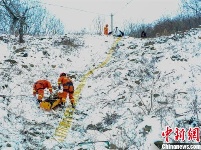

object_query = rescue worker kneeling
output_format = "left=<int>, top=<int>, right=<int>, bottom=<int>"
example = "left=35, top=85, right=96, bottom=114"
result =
left=33, top=80, right=53, bottom=103
left=58, top=73, right=75, bottom=108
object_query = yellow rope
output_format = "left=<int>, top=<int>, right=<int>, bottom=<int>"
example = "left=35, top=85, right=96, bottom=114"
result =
left=53, top=37, right=121, bottom=142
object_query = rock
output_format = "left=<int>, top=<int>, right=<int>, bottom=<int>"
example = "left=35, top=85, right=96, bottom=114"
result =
left=144, top=41, right=155, bottom=46
left=110, top=143, right=123, bottom=150
left=150, top=46, right=156, bottom=50
left=138, top=102, right=143, bottom=106
left=144, top=125, right=152, bottom=132
left=153, top=71, right=160, bottom=74
left=15, top=47, right=26, bottom=53
left=129, top=59, right=138, bottom=63
left=178, top=92, right=187, bottom=94
left=51, top=65, right=56, bottom=68
left=30, top=64, right=34, bottom=67
left=3, top=39, right=9, bottom=43
left=39, top=37, right=46, bottom=40
left=153, top=94, right=160, bottom=98
left=22, top=53, right=28, bottom=57
left=128, top=45, right=138, bottom=49
left=4, top=59, right=17, bottom=65
left=6, top=143, right=11, bottom=147
left=86, top=123, right=110, bottom=132
left=42, top=51, right=50, bottom=56
left=22, top=65, right=28, bottom=68
left=135, top=80, right=141, bottom=85
left=157, top=101, right=168, bottom=104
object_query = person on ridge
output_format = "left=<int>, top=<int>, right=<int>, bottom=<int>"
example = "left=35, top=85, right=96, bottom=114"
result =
left=104, top=24, right=109, bottom=35
left=141, top=31, right=147, bottom=38
left=58, top=72, right=75, bottom=108
left=113, top=27, right=124, bottom=37
left=33, top=80, right=53, bottom=103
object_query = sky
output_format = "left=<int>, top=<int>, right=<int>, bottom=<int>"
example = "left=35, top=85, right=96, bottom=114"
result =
left=40, top=0, right=182, bottom=32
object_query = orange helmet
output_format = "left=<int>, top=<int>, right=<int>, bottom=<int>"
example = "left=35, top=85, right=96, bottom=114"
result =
left=60, top=72, right=66, bottom=77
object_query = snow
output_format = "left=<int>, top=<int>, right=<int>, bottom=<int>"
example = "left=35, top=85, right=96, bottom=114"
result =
left=0, top=28, right=201, bottom=149
left=0, top=42, right=9, bottom=62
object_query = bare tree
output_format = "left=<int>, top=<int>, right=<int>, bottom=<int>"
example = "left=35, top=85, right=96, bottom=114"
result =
left=44, top=15, right=64, bottom=35
left=0, top=0, right=37, bottom=42
left=0, top=0, right=64, bottom=42
left=181, top=0, right=201, bottom=17
left=0, top=8, right=10, bottom=33
left=93, top=16, right=105, bottom=35
left=123, top=0, right=201, bottom=38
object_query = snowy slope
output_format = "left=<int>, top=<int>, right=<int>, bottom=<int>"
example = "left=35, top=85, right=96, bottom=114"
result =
left=0, top=28, right=201, bottom=150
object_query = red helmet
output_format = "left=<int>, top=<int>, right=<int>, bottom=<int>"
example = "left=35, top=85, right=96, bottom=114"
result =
left=60, top=72, right=66, bottom=77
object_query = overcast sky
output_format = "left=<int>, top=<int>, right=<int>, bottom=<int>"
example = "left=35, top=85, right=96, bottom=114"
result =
left=40, top=0, right=182, bottom=32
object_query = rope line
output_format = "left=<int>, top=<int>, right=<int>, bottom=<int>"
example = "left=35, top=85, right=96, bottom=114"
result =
left=113, top=0, right=134, bottom=15
left=38, top=1, right=108, bottom=16
left=53, top=37, right=122, bottom=142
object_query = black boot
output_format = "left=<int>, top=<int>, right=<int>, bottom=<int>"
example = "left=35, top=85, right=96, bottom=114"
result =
left=71, top=103, right=75, bottom=109
left=37, top=99, right=42, bottom=103
left=61, top=102, right=65, bottom=106
left=59, top=102, right=65, bottom=108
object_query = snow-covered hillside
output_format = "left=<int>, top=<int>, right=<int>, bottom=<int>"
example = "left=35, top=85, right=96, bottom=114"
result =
left=0, top=28, right=201, bottom=150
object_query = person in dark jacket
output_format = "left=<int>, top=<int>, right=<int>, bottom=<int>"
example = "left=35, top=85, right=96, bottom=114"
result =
left=113, top=27, right=124, bottom=37
left=141, top=31, right=147, bottom=38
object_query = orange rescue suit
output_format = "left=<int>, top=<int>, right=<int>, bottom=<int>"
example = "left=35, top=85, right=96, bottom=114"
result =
left=58, top=76, right=75, bottom=104
left=104, top=24, right=108, bottom=35
left=33, top=80, right=53, bottom=101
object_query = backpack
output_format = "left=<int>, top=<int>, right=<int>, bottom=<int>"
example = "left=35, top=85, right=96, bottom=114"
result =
left=63, top=81, right=74, bottom=93
left=68, top=82, right=74, bottom=93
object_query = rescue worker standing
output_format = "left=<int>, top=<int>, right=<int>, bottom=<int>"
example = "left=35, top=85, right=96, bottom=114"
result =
left=58, top=73, right=75, bottom=108
left=33, top=80, right=53, bottom=103
left=104, top=24, right=109, bottom=35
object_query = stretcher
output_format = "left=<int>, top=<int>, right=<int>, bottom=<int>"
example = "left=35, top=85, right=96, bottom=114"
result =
left=40, top=93, right=62, bottom=110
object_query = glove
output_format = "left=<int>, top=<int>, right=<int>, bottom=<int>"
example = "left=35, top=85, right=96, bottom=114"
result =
left=58, top=86, right=61, bottom=90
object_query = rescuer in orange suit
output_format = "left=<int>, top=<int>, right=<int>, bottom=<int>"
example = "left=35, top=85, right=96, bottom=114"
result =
left=104, top=24, right=108, bottom=35
left=58, top=73, right=75, bottom=108
left=33, top=80, right=53, bottom=103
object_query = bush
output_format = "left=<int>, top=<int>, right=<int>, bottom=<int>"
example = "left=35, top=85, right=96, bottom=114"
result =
left=125, top=15, right=201, bottom=38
